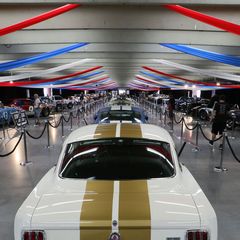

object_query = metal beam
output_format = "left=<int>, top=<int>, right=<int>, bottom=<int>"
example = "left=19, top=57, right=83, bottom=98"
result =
left=0, top=0, right=239, bottom=5
left=1, top=29, right=239, bottom=46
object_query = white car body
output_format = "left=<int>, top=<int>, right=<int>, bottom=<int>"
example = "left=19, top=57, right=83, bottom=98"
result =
left=15, top=123, right=217, bottom=240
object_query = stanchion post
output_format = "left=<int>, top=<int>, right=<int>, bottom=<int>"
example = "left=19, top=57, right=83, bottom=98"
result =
left=214, top=132, right=228, bottom=172
left=70, top=112, right=73, bottom=131
left=164, top=111, right=167, bottom=126
left=61, top=116, right=64, bottom=138
left=180, top=118, right=184, bottom=140
left=192, top=123, right=200, bottom=152
left=20, top=128, right=32, bottom=166
left=2, top=120, right=6, bottom=140
left=45, top=120, right=51, bottom=149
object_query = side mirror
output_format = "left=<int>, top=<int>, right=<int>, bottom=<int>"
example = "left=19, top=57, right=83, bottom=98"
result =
left=94, top=115, right=97, bottom=120
left=145, top=115, right=148, bottom=121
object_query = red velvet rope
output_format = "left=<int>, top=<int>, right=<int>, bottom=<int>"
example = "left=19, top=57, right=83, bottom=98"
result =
left=0, top=4, right=80, bottom=36
left=143, top=66, right=240, bottom=89
left=165, top=5, right=240, bottom=35
left=0, top=66, right=102, bottom=87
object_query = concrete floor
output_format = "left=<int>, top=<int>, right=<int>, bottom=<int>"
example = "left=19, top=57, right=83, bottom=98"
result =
left=0, top=104, right=240, bottom=240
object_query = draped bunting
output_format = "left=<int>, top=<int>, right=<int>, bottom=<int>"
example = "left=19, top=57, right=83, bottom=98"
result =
left=164, top=5, right=240, bottom=35
left=154, top=59, right=240, bottom=82
left=0, top=43, right=88, bottom=72
left=0, top=4, right=79, bottom=37
left=128, top=83, right=160, bottom=91
left=160, top=43, right=240, bottom=67
left=139, top=70, right=184, bottom=85
left=0, top=66, right=102, bottom=87
left=0, top=59, right=92, bottom=82
left=143, top=65, right=240, bottom=89
left=25, top=75, right=111, bottom=89
left=136, top=75, right=170, bottom=89
left=37, top=71, right=105, bottom=86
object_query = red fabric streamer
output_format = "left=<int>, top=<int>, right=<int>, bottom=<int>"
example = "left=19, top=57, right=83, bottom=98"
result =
left=0, top=66, right=102, bottom=87
left=0, top=4, right=80, bottom=37
left=164, top=5, right=240, bottom=35
left=143, top=66, right=240, bottom=89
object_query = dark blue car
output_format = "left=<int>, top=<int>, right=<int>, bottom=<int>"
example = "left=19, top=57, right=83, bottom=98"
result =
left=94, top=105, right=148, bottom=124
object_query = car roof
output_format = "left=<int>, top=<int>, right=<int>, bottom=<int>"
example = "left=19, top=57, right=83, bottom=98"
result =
left=65, top=123, right=175, bottom=147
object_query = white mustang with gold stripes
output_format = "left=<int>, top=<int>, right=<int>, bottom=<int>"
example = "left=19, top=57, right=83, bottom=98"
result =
left=15, top=123, right=217, bottom=240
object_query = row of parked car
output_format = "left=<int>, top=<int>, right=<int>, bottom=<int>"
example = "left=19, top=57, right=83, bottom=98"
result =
left=175, top=96, right=240, bottom=129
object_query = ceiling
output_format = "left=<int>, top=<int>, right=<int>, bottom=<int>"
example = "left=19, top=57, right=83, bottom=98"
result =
left=0, top=1, right=239, bottom=89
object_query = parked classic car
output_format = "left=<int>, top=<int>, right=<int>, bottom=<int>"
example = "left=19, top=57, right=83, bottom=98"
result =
left=15, top=123, right=217, bottom=240
left=49, top=95, right=74, bottom=112
left=7, top=98, right=51, bottom=117
left=94, top=105, right=148, bottom=123
left=0, top=105, right=18, bottom=125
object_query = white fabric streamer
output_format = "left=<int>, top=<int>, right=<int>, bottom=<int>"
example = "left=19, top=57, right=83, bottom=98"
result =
left=0, top=58, right=93, bottom=82
left=154, top=59, right=240, bottom=82
left=26, top=74, right=110, bottom=88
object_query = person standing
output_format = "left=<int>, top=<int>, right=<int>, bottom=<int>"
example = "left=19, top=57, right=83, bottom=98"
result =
left=168, top=94, right=175, bottom=123
left=33, top=94, right=41, bottom=125
left=209, top=95, right=229, bottom=149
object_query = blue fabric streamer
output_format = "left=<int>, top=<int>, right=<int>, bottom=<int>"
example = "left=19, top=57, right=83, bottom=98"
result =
left=0, top=42, right=88, bottom=72
left=140, top=71, right=184, bottom=85
left=21, top=71, right=104, bottom=87
left=160, top=43, right=240, bottom=67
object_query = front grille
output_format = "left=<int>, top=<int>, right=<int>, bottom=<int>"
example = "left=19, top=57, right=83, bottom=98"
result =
left=166, top=238, right=181, bottom=240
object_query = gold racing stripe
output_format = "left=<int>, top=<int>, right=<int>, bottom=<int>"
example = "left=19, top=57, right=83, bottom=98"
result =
left=80, top=181, right=114, bottom=240
left=80, top=124, right=116, bottom=240
left=120, top=123, right=142, bottom=138
left=119, top=180, right=151, bottom=240
left=119, top=123, right=151, bottom=240
left=94, top=124, right=117, bottom=139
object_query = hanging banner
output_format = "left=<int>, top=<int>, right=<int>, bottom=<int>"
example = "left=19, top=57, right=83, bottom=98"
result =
left=0, top=58, right=93, bottom=82
left=0, top=4, right=79, bottom=37
left=164, top=5, right=240, bottom=35
left=154, top=59, right=240, bottom=82
left=160, top=43, right=240, bottom=67
left=0, top=42, right=88, bottom=72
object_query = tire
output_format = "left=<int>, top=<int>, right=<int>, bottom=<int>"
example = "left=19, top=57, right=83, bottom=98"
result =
left=56, top=104, right=63, bottom=112
left=226, top=119, right=233, bottom=130
left=199, top=110, right=208, bottom=121
left=67, top=102, right=73, bottom=109
left=41, top=107, right=50, bottom=117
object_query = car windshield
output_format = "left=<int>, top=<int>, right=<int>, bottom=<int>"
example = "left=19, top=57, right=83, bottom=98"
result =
left=60, top=138, right=174, bottom=180
left=100, top=110, right=142, bottom=122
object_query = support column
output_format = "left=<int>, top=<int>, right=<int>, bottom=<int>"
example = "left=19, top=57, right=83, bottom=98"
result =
left=211, top=90, right=216, bottom=97
left=192, top=89, right=201, bottom=98
left=44, top=88, right=52, bottom=97
left=26, top=89, right=30, bottom=98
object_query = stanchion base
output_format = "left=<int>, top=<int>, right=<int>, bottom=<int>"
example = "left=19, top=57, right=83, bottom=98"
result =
left=45, top=145, right=53, bottom=149
left=214, top=166, right=228, bottom=172
left=192, top=147, right=200, bottom=152
left=20, top=161, right=32, bottom=166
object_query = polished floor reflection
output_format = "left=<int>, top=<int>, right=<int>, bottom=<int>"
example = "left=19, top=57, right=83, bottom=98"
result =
left=0, top=105, right=240, bottom=240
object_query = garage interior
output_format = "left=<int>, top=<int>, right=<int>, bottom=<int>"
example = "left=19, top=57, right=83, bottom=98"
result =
left=0, top=1, right=240, bottom=240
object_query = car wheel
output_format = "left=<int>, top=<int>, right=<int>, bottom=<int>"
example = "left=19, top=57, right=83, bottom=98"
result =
left=199, top=110, right=208, bottom=121
left=67, top=102, right=73, bottom=109
left=41, top=107, right=50, bottom=117
left=226, top=119, right=233, bottom=129
left=56, top=104, right=63, bottom=112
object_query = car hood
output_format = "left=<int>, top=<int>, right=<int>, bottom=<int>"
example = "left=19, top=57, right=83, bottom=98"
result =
left=31, top=179, right=200, bottom=230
